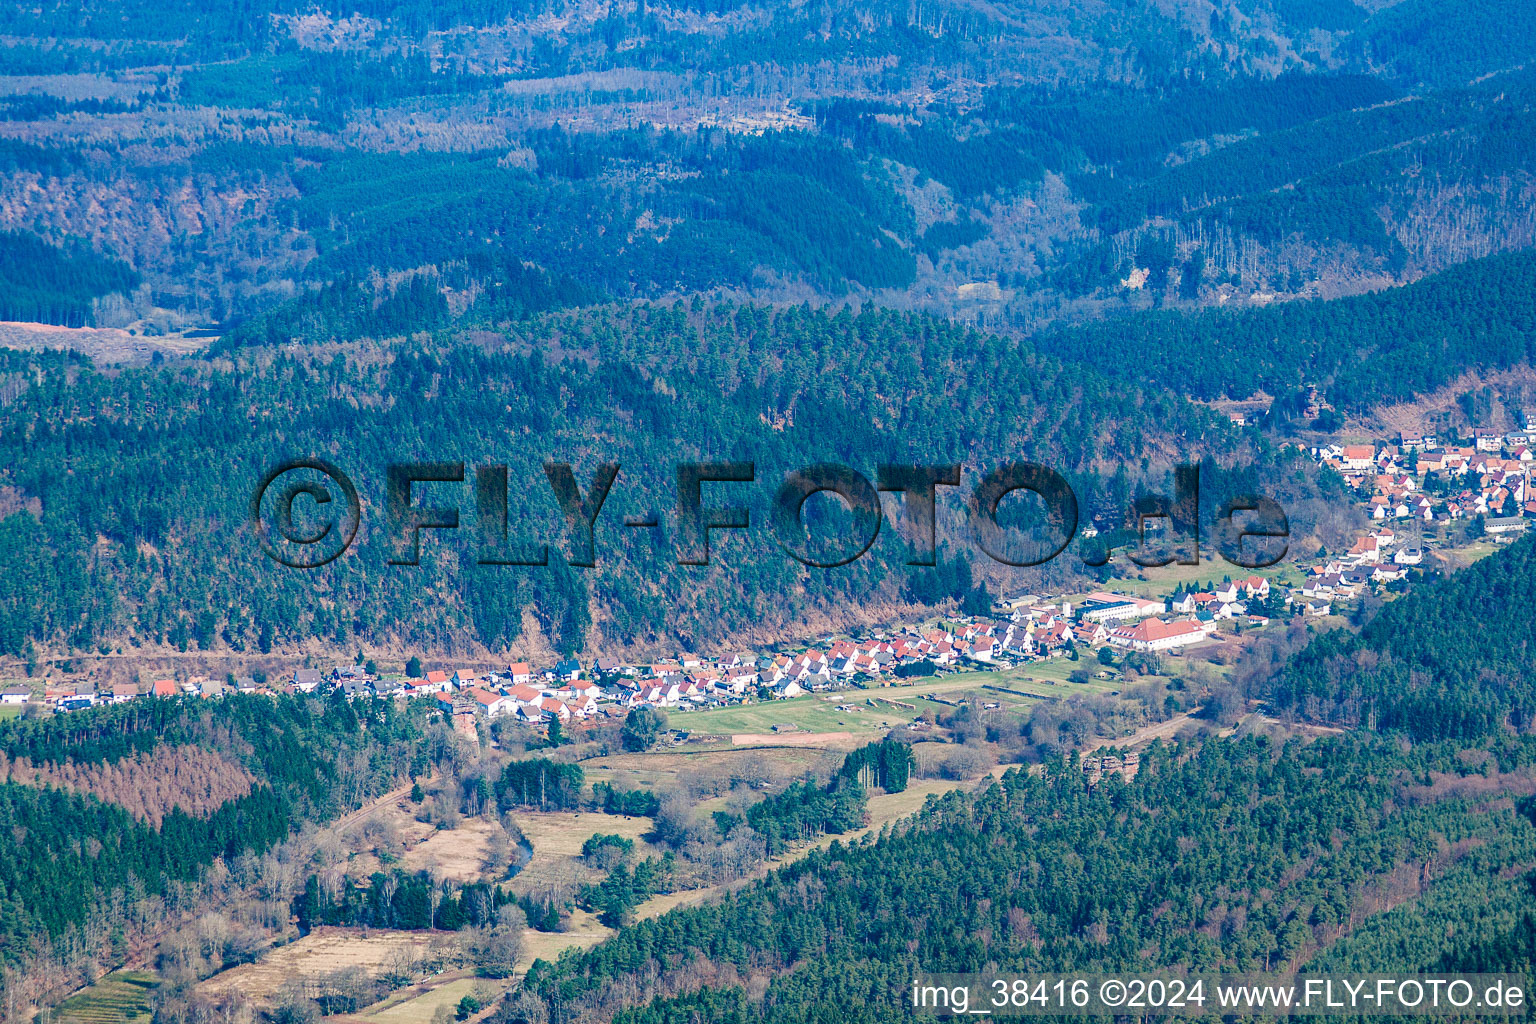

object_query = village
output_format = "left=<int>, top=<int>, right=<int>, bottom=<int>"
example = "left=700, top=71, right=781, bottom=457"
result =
left=7, top=420, right=1530, bottom=725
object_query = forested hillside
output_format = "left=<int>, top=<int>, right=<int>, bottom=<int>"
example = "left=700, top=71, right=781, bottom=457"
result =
left=1271, top=535, right=1536, bottom=739
left=0, top=0, right=1530, bottom=333
left=0, top=232, right=138, bottom=327
left=0, top=302, right=1280, bottom=661
left=1035, top=248, right=1536, bottom=411
left=9, top=239, right=1534, bottom=661
left=0, top=692, right=426, bottom=966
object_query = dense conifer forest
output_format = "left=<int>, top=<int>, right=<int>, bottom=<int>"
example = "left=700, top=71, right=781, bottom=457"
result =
left=0, top=302, right=1277, bottom=660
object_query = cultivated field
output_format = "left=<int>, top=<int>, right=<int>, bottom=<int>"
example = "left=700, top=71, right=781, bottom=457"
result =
left=53, top=972, right=157, bottom=1024
left=671, top=694, right=912, bottom=736
left=198, top=929, right=441, bottom=1002
left=366, top=977, right=498, bottom=1024
left=661, top=664, right=1133, bottom=747
left=729, top=730, right=856, bottom=747
left=578, top=745, right=839, bottom=798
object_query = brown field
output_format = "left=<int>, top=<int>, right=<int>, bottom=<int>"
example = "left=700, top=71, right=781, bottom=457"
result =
left=336, top=781, right=510, bottom=885
left=359, top=915, right=613, bottom=1023
left=398, top=816, right=503, bottom=883
left=0, top=321, right=212, bottom=363
left=508, top=811, right=663, bottom=894
left=198, top=929, right=439, bottom=1002
left=579, top=745, right=840, bottom=791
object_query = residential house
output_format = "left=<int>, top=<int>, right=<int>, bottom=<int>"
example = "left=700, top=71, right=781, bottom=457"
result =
left=569, top=680, right=604, bottom=702
left=507, top=683, right=542, bottom=707
left=468, top=687, right=515, bottom=717
left=1072, top=621, right=1107, bottom=646
left=1340, top=445, right=1375, bottom=470
left=771, top=679, right=805, bottom=699
left=1033, top=621, right=1072, bottom=652
left=537, top=696, right=573, bottom=722
left=1238, top=576, right=1271, bottom=600
left=1347, top=535, right=1382, bottom=564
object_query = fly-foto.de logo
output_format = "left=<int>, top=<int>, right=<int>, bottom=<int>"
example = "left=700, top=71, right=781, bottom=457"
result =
left=250, top=459, right=1289, bottom=570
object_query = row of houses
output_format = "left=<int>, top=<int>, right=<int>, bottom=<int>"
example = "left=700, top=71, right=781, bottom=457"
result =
left=1316, top=440, right=1536, bottom=525
left=42, top=676, right=263, bottom=711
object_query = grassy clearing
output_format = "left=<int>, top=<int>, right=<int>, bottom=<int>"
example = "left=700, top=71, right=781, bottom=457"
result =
left=367, top=977, right=501, bottom=1024
left=582, top=746, right=836, bottom=787
left=1094, top=561, right=1301, bottom=598
left=198, top=929, right=438, bottom=1002
left=928, top=662, right=1119, bottom=692
left=671, top=694, right=907, bottom=736
left=508, top=810, right=665, bottom=895
left=0, top=705, right=21, bottom=720
left=55, top=972, right=157, bottom=1024
left=397, top=815, right=502, bottom=883
left=670, top=664, right=1124, bottom=738
left=517, top=909, right=612, bottom=971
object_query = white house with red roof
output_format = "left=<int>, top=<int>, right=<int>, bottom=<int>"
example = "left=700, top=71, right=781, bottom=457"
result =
left=468, top=687, right=515, bottom=717
left=506, top=683, right=542, bottom=707
left=1108, top=618, right=1212, bottom=652
left=1238, top=576, right=1271, bottom=599
left=1339, top=445, right=1375, bottom=471
left=537, top=696, right=572, bottom=721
